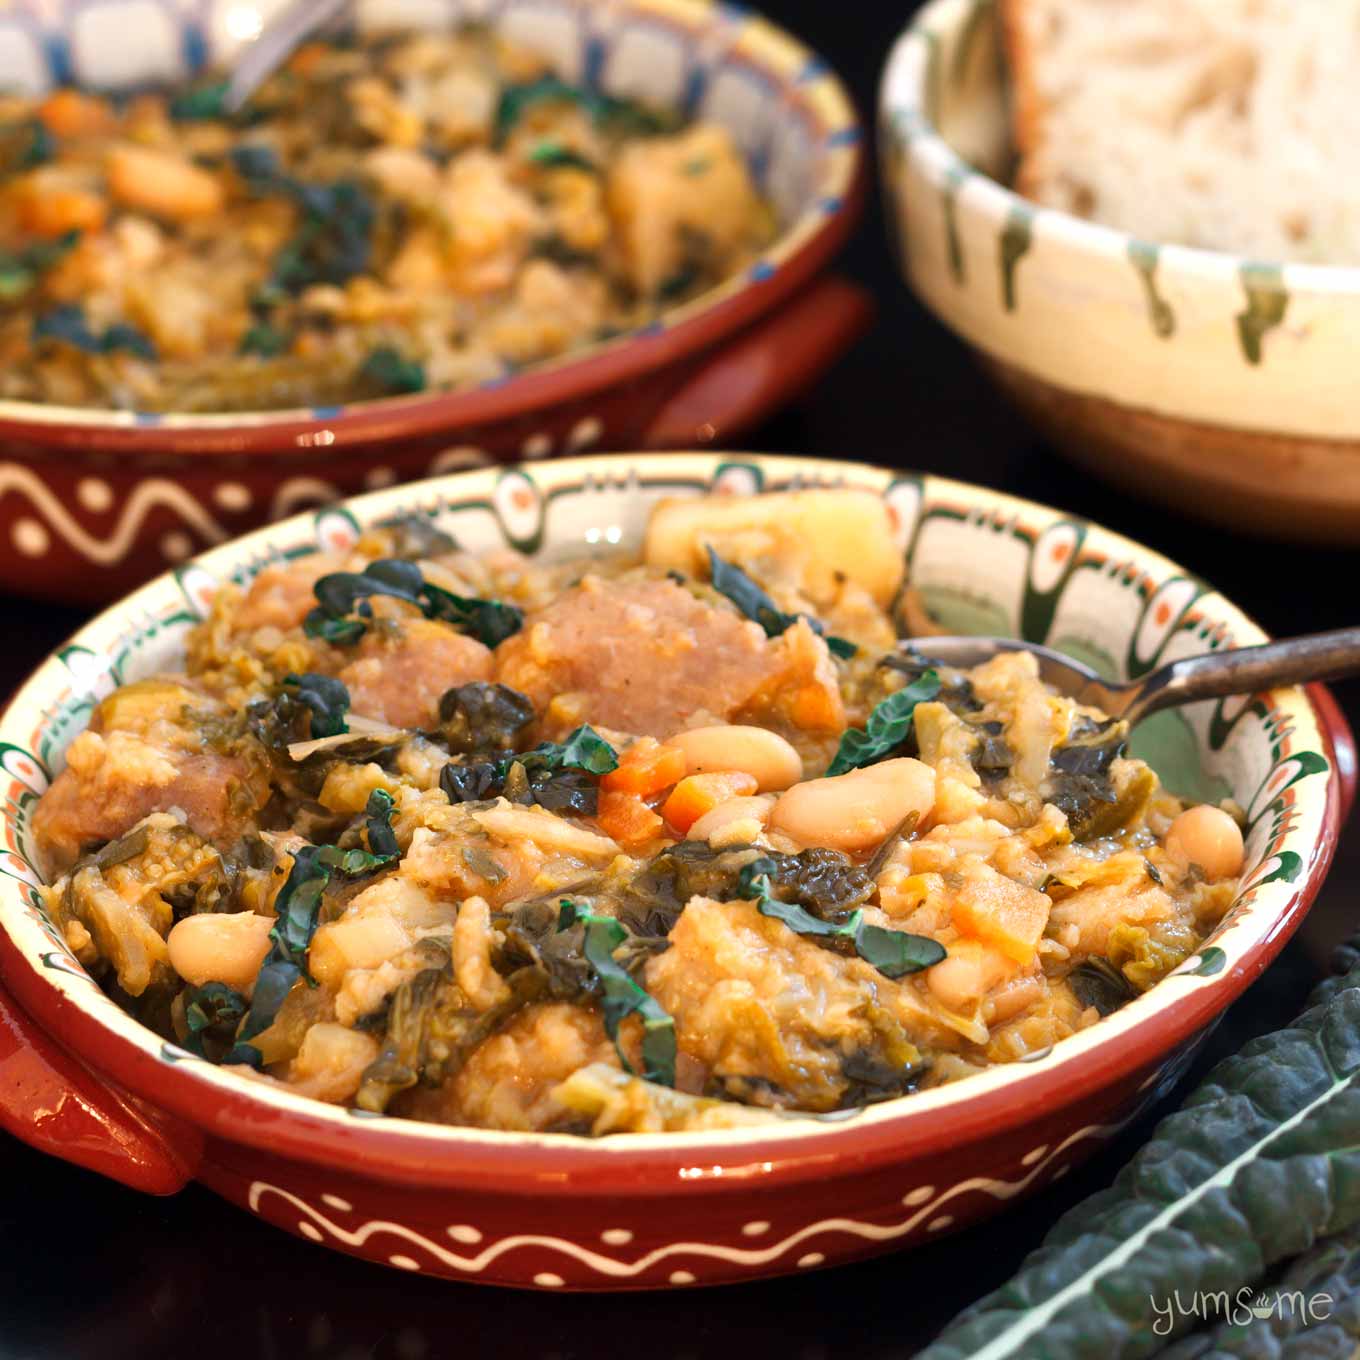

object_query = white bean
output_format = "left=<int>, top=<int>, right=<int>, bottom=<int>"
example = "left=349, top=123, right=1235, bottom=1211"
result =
left=926, top=940, right=1013, bottom=1012
left=688, top=794, right=776, bottom=844
left=1166, top=805, right=1244, bottom=880
left=167, top=911, right=274, bottom=992
left=669, top=725, right=803, bottom=792
left=769, top=757, right=936, bottom=853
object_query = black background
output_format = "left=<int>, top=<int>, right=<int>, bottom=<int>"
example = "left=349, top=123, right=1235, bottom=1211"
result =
left=3, top=2, right=1358, bottom=1356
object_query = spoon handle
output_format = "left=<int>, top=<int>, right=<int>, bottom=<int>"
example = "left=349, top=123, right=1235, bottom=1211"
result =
left=1127, top=627, right=1360, bottom=725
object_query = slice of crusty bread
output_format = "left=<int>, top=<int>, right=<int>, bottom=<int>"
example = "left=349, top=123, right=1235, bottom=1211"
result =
left=1001, top=0, right=1360, bottom=262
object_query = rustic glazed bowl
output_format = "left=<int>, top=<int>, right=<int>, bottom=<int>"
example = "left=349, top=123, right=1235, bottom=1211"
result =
left=0, top=452, right=1351, bottom=1290
left=0, top=0, right=865, bottom=603
left=880, top=0, right=1360, bottom=545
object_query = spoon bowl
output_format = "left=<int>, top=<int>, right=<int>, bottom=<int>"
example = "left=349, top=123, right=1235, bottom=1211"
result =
left=908, top=628, right=1360, bottom=729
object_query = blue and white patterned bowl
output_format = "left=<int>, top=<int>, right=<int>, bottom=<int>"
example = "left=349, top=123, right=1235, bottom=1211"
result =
left=880, top=0, right=1360, bottom=543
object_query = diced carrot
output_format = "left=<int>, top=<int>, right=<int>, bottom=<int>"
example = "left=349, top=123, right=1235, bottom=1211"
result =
left=13, top=178, right=107, bottom=238
left=600, top=737, right=686, bottom=798
left=597, top=790, right=664, bottom=848
left=661, top=771, right=758, bottom=834
left=288, top=42, right=329, bottom=77
left=952, top=873, right=1050, bottom=966
left=38, top=90, right=114, bottom=139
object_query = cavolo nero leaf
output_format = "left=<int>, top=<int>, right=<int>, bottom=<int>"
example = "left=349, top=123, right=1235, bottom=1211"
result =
left=0, top=229, right=80, bottom=302
left=364, top=788, right=399, bottom=859
left=438, top=724, right=618, bottom=814
left=738, top=859, right=944, bottom=980
left=304, top=558, right=524, bottom=649
left=918, top=938, right=1360, bottom=1360
left=227, top=839, right=398, bottom=1065
left=282, top=672, right=350, bottom=739
left=826, top=670, right=943, bottom=777
left=181, top=981, right=249, bottom=1059
left=556, top=899, right=676, bottom=1086
left=705, top=547, right=858, bottom=660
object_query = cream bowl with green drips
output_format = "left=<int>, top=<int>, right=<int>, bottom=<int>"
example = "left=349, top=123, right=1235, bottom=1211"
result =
left=881, top=0, right=1360, bottom=544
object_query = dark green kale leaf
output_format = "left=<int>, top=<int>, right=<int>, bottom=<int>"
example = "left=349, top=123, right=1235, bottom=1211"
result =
left=0, top=118, right=54, bottom=175
left=1067, top=955, right=1138, bottom=1017
left=883, top=649, right=984, bottom=714
left=231, top=148, right=376, bottom=294
left=0, top=229, right=80, bottom=303
left=738, top=859, right=944, bottom=979
left=918, top=935, right=1360, bottom=1360
left=359, top=346, right=426, bottom=396
left=227, top=840, right=398, bottom=1065
left=356, top=958, right=546, bottom=1112
left=528, top=140, right=598, bottom=173
left=181, top=981, right=249, bottom=1060
left=826, top=670, right=943, bottom=776
left=1044, top=715, right=1129, bottom=839
left=494, top=75, right=675, bottom=144
left=556, top=899, right=676, bottom=1086
left=282, top=672, right=350, bottom=738
left=376, top=511, right=456, bottom=560
left=363, top=788, right=399, bottom=859
left=836, top=1047, right=931, bottom=1108
left=32, top=304, right=157, bottom=359
left=169, top=78, right=229, bottom=121
left=438, top=724, right=618, bottom=815
left=435, top=682, right=535, bottom=755
left=304, top=557, right=523, bottom=649
left=707, top=547, right=857, bottom=659
left=238, top=320, right=289, bottom=357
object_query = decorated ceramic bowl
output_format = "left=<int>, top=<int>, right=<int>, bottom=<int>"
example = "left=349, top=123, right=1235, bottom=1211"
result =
left=0, top=451, right=1352, bottom=1290
left=0, top=0, right=865, bottom=604
left=880, top=0, right=1360, bottom=545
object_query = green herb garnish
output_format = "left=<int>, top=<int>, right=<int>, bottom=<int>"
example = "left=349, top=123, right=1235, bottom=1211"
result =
left=738, top=859, right=944, bottom=979
left=826, top=670, right=942, bottom=777
left=556, top=899, right=676, bottom=1086
left=0, top=229, right=80, bottom=302
left=228, top=839, right=399, bottom=1065
left=360, top=346, right=426, bottom=396
left=1067, top=955, right=1138, bottom=1017
left=304, top=558, right=523, bottom=649
left=705, top=547, right=857, bottom=660
left=282, top=672, right=350, bottom=739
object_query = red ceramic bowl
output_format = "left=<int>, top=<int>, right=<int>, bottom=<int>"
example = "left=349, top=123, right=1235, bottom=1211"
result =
left=0, top=452, right=1351, bottom=1290
left=0, top=0, right=866, bottom=604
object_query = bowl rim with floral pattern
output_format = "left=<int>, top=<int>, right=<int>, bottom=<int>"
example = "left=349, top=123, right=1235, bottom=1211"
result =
left=0, top=0, right=862, bottom=454
left=0, top=451, right=1346, bottom=1193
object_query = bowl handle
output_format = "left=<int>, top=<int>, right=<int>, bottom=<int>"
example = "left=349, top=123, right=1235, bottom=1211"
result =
left=1309, top=682, right=1357, bottom=824
left=0, top=976, right=201, bottom=1194
left=641, top=275, right=873, bottom=447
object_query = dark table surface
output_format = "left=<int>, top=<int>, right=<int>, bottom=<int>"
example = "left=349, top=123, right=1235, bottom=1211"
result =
left=3, top=3, right=1357, bottom=1357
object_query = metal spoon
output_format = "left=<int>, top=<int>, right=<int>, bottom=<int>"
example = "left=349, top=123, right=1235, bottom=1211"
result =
left=904, top=629, right=1360, bottom=728
left=222, top=0, right=349, bottom=115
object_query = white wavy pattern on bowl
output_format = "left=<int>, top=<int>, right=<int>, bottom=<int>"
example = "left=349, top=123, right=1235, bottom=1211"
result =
left=0, top=0, right=859, bottom=431
left=879, top=0, right=1360, bottom=440
left=247, top=1117, right=1123, bottom=1284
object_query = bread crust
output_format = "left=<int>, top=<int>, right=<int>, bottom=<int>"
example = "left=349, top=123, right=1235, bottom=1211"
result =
left=998, top=0, right=1046, bottom=197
